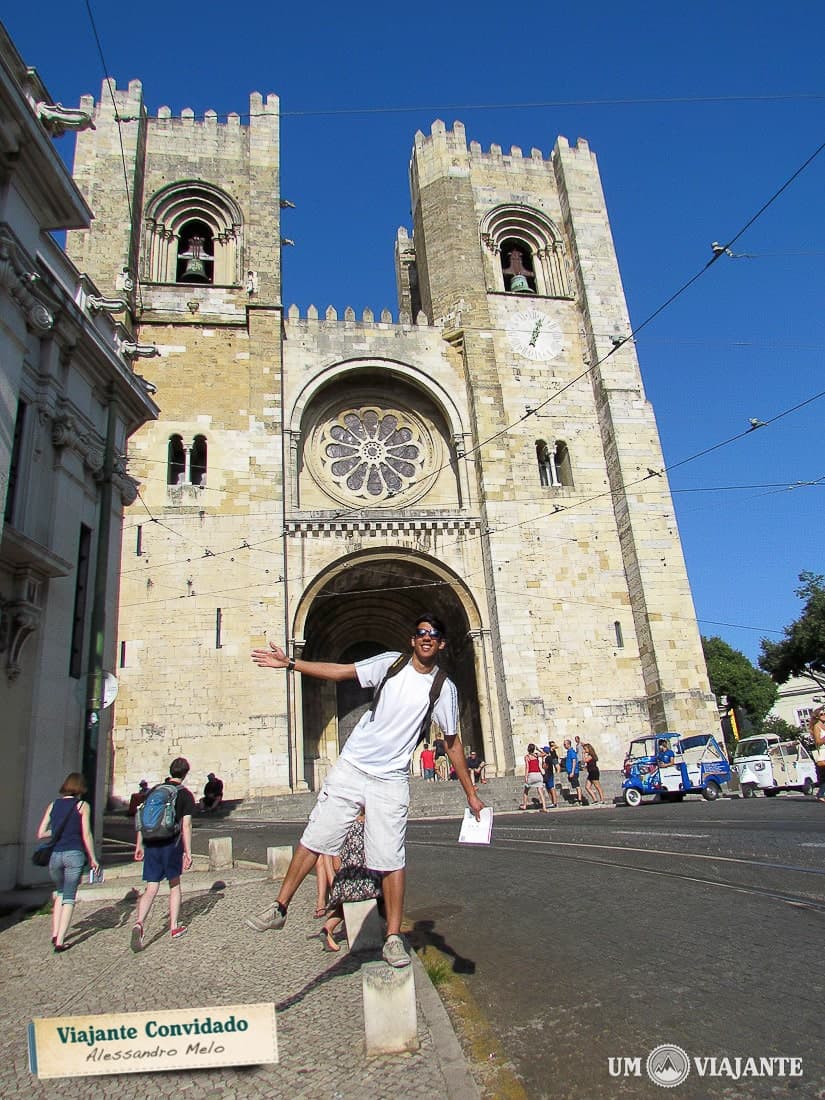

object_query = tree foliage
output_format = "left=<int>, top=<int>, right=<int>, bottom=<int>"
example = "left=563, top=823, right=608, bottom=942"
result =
left=702, top=635, right=778, bottom=725
left=759, top=572, right=825, bottom=691
left=761, top=714, right=807, bottom=745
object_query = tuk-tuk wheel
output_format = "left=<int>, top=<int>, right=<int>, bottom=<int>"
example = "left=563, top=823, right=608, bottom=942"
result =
left=803, top=777, right=814, bottom=797
left=702, top=780, right=721, bottom=801
left=741, top=784, right=755, bottom=798
left=624, top=788, right=642, bottom=807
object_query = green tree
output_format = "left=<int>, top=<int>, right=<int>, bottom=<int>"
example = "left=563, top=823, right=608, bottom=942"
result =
left=759, top=572, right=825, bottom=691
left=760, top=714, right=805, bottom=743
left=702, top=636, right=778, bottom=731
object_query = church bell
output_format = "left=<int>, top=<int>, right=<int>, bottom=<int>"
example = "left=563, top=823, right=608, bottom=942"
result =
left=509, top=274, right=533, bottom=293
left=178, top=235, right=211, bottom=283
left=180, top=255, right=209, bottom=282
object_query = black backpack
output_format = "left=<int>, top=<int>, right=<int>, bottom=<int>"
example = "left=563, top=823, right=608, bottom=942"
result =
left=368, top=654, right=448, bottom=745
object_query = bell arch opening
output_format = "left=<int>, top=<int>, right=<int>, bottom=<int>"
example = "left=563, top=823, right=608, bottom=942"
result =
left=295, top=555, right=484, bottom=791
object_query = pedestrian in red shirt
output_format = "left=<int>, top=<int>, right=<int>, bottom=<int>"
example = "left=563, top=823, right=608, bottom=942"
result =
left=420, top=742, right=436, bottom=781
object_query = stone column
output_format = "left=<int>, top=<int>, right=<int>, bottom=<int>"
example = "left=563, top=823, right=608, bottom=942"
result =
left=290, top=637, right=308, bottom=791
left=467, top=627, right=509, bottom=776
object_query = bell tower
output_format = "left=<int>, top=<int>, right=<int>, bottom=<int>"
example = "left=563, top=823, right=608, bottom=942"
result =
left=400, top=121, right=718, bottom=746
left=66, top=82, right=296, bottom=798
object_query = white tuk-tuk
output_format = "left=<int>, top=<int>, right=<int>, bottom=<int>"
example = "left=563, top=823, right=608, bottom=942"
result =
left=733, top=734, right=817, bottom=798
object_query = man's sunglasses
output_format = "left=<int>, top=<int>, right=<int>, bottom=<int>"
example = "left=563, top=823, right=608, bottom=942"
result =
left=414, top=628, right=443, bottom=639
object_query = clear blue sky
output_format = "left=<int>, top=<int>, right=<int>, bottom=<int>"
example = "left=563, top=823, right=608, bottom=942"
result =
left=6, top=2, right=823, bottom=665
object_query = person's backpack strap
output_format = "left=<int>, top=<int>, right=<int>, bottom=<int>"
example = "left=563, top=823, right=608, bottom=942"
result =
left=368, top=653, right=409, bottom=722
left=368, top=654, right=448, bottom=744
left=417, top=667, right=448, bottom=746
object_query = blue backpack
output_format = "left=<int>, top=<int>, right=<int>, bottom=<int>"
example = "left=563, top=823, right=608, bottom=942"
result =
left=136, top=783, right=180, bottom=841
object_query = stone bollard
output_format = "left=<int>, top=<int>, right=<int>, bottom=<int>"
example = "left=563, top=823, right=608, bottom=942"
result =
left=362, top=961, right=418, bottom=1054
left=208, top=836, right=233, bottom=871
left=267, top=845, right=292, bottom=880
left=343, top=899, right=384, bottom=952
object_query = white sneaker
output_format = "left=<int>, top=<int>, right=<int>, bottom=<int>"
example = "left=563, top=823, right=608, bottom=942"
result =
left=245, top=903, right=287, bottom=932
left=382, top=934, right=411, bottom=968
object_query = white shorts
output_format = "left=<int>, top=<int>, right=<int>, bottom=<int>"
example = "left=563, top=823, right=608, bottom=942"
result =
left=300, top=757, right=409, bottom=872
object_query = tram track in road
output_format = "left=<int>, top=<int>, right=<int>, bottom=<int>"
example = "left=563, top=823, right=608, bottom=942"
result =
left=407, top=833, right=825, bottom=914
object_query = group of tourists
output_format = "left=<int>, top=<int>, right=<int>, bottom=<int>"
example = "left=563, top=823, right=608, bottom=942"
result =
left=418, top=741, right=486, bottom=785
left=521, top=736, right=605, bottom=810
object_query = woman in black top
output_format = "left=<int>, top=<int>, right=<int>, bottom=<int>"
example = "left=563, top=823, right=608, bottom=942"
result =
left=36, top=772, right=99, bottom=952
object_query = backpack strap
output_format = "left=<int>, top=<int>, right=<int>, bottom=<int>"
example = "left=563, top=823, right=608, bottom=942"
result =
left=368, top=655, right=449, bottom=745
left=416, top=667, right=448, bottom=746
left=368, top=653, right=410, bottom=722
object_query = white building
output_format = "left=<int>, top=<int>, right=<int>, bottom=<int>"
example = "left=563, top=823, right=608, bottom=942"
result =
left=0, top=24, right=157, bottom=888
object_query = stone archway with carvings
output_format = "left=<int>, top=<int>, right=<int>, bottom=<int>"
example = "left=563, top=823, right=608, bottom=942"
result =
left=292, top=552, right=487, bottom=791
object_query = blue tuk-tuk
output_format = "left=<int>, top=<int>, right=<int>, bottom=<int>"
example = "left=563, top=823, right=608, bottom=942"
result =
left=622, top=732, right=731, bottom=807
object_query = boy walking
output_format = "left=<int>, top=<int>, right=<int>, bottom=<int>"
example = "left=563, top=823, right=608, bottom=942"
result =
left=131, top=756, right=195, bottom=951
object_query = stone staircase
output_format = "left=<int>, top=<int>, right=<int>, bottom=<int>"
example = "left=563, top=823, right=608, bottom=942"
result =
left=216, top=771, right=624, bottom=822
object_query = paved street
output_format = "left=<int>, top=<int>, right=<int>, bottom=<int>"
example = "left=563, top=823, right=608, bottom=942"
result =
left=159, top=796, right=825, bottom=1099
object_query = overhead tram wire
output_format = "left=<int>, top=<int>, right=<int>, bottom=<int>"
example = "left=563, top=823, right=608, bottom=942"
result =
left=121, top=512, right=789, bottom=641
left=121, top=378, right=825, bottom=578
left=127, top=91, right=825, bottom=123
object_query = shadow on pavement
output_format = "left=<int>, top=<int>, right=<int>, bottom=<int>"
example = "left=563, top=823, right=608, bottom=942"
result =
left=275, top=948, right=369, bottom=1012
left=408, top=918, right=476, bottom=974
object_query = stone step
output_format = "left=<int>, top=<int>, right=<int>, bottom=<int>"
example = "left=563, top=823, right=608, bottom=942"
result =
left=212, top=771, right=624, bottom=822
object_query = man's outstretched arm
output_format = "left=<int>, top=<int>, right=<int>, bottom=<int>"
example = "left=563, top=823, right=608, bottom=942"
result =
left=445, top=734, right=485, bottom=819
left=251, top=641, right=358, bottom=682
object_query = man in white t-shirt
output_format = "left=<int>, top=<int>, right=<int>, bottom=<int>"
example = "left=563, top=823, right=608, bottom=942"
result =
left=245, top=613, right=485, bottom=967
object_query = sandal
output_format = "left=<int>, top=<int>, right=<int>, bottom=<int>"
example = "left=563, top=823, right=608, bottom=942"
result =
left=322, top=929, right=341, bottom=952
left=307, top=929, right=341, bottom=952
left=314, top=907, right=328, bottom=919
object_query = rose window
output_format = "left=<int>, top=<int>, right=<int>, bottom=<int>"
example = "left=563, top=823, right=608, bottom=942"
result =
left=320, top=407, right=426, bottom=501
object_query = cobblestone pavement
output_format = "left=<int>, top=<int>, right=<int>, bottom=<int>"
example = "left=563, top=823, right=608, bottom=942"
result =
left=0, top=862, right=480, bottom=1099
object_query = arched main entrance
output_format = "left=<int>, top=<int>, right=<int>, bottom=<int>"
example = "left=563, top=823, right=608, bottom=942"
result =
left=292, top=552, right=486, bottom=790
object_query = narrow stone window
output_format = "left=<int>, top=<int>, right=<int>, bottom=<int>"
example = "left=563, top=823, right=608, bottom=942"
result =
left=536, top=440, right=573, bottom=488
left=136, top=525, right=143, bottom=556
left=614, top=621, right=624, bottom=648
left=190, top=435, right=208, bottom=486
left=554, top=441, right=573, bottom=487
left=69, top=524, right=92, bottom=679
left=4, top=399, right=27, bottom=525
left=536, top=440, right=554, bottom=487
left=167, top=434, right=186, bottom=485
left=215, top=608, right=223, bottom=649
left=119, top=640, right=127, bottom=668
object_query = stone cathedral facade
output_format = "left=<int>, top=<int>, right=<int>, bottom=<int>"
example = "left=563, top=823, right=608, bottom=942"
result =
left=66, top=79, right=718, bottom=802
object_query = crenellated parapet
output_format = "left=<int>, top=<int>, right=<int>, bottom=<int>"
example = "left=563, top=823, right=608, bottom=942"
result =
left=411, top=118, right=562, bottom=194
left=286, top=304, right=432, bottom=329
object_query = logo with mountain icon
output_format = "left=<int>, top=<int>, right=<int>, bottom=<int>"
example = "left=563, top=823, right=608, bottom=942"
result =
left=646, top=1044, right=691, bottom=1087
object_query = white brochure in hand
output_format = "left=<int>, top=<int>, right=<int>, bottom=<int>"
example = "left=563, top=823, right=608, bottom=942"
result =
left=458, top=806, right=493, bottom=845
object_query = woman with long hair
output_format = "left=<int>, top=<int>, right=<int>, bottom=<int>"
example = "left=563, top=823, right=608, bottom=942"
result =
left=583, top=743, right=605, bottom=805
left=36, top=773, right=99, bottom=953
left=810, top=707, right=825, bottom=802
